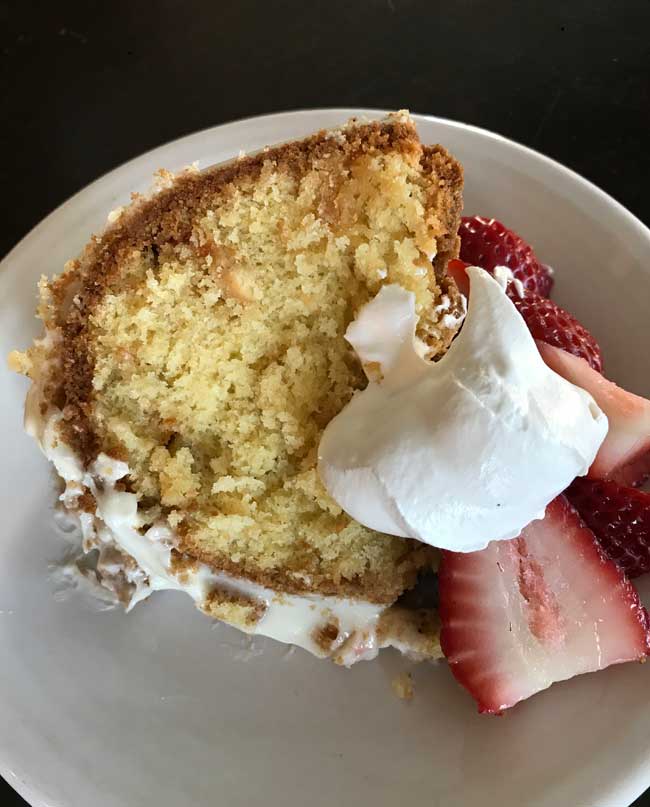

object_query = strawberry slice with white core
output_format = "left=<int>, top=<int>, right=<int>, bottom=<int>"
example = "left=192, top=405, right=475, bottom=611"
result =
left=439, top=496, right=650, bottom=714
left=538, top=341, right=650, bottom=485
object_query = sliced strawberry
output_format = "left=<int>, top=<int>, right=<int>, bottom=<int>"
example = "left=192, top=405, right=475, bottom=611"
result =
left=459, top=215, right=554, bottom=297
left=613, top=453, right=650, bottom=488
left=539, top=342, right=650, bottom=484
left=439, top=496, right=650, bottom=714
left=447, top=259, right=604, bottom=372
left=511, top=293, right=603, bottom=373
left=567, top=477, right=650, bottom=579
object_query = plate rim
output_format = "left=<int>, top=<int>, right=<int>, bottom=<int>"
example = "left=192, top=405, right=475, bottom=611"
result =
left=3, top=107, right=649, bottom=267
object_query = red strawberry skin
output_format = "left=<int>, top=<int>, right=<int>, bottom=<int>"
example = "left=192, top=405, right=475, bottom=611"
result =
left=566, top=477, right=650, bottom=578
left=459, top=216, right=554, bottom=297
left=539, top=342, right=650, bottom=484
left=447, top=258, right=471, bottom=298
left=439, top=496, right=650, bottom=714
left=447, top=258, right=604, bottom=372
left=512, top=293, right=603, bottom=373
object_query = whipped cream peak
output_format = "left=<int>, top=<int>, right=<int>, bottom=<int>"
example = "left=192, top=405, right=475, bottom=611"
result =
left=345, top=284, right=430, bottom=389
left=318, top=266, right=608, bottom=552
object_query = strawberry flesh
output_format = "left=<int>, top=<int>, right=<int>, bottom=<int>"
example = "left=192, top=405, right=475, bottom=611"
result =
left=459, top=216, right=554, bottom=297
left=567, top=477, right=650, bottom=578
left=539, top=342, right=650, bottom=484
left=439, top=496, right=650, bottom=714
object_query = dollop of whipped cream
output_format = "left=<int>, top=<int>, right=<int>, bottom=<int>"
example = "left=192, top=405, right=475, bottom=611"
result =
left=318, top=267, right=608, bottom=552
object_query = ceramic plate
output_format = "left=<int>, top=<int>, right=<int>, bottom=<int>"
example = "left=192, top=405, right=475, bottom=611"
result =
left=2, top=110, right=650, bottom=807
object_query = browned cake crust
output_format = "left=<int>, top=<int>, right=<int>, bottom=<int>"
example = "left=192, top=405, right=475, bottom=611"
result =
left=421, top=144, right=463, bottom=275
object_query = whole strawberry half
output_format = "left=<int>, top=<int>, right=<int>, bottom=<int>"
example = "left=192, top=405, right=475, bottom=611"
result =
left=539, top=342, right=650, bottom=485
left=459, top=216, right=554, bottom=297
left=447, top=259, right=604, bottom=373
left=438, top=495, right=650, bottom=714
left=567, top=477, right=650, bottom=579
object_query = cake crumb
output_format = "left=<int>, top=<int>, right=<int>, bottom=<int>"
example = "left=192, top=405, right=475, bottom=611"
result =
left=7, top=350, right=29, bottom=373
left=107, top=206, right=124, bottom=223
left=391, top=671, right=414, bottom=701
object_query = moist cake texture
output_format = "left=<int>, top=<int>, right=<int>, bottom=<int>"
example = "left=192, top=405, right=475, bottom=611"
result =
left=11, top=112, right=464, bottom=654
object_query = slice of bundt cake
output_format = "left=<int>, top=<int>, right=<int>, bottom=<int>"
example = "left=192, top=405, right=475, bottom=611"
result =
left=11, top=112, right=464, bottom=663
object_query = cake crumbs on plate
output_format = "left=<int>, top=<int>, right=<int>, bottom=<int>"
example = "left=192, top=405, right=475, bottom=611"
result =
left=391, top=671, right=414, bottom=701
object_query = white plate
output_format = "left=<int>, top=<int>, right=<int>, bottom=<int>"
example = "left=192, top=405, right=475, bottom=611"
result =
left=2, top=110, right=650, bottom=807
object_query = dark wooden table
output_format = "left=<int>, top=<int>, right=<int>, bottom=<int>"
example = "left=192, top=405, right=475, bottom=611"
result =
left=2, top=0, right=649, bottom=804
